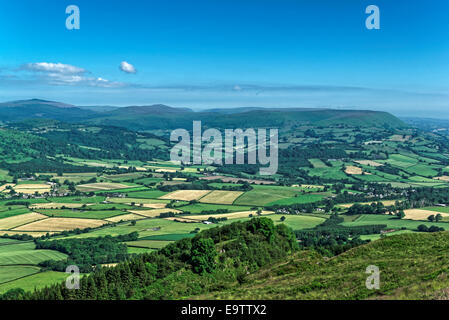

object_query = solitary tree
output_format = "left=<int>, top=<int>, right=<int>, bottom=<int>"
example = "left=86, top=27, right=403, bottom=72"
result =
left=428, top=215, right=435, bottom=222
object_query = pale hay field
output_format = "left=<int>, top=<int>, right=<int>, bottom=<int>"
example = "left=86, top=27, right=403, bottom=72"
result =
left=355, top=160, right=383, bottom=167
left=345, top=166, right=366, bottom=175
left=198, top=190, right=244, bottom=204
left=0, top=184, right=15, bottom=192
left=76, top=182, right=130, bottom=192
left=182, top=210, right=274, bottom=221
left=12, top=184, right=51, bottom=194
left=434, top=176, right=449, bottom=182
left=128, top=208, right=182, bottom=218
left=0, top=213, right=48, bottom=230
left=160, top=190, right=211, bottom=201
left=30, top=202, right=88, bottom=209
left=13, top=217, right=107, bottom=232
left=0, top=230, right=57, bottom=237
left=404, top=209, right=449, bottom=221
left=338, top=200, right=399, bottom=208
left=106, top=214, right=146, bottom=223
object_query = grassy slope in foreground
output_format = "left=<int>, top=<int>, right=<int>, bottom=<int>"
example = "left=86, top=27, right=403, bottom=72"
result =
left=198, top=231, right=449, bottom=300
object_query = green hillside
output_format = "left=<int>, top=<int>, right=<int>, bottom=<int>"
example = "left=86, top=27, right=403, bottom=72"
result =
left=199, top=231, right=449, bottom=300
left=88, top=108, right=405, bottom=131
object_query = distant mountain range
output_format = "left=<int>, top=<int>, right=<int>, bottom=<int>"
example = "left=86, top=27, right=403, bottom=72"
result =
left=0, top=99, right=406, bottom=130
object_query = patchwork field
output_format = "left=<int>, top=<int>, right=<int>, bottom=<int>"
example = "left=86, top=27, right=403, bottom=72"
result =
left=341, top=214, right=448, bottom=230
left=0, top=242, right=67, bottom=265
left=0, top=271, right=68, bottom=294
left=0, top=266, right=41, bottom=284
left=308, top=159, right=328, bottom=168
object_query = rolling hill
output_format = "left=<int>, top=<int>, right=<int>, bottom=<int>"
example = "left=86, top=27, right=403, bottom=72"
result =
left=0, top=99, right=94, bottom=123
left=0, top=99, right=405, bottom=131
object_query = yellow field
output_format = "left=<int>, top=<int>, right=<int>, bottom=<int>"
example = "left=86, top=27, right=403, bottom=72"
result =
left=0, top=212, right=48, bottom=230
left=155, top=168, right=177, bottom=173
left=339, top=200, right=399, bottom=208
left=141, top=203, right=167, bottom=209
left=434, top=176, right=449, bottom=182
left=355, top=160, right=383, bottom=167
left=0, top=230, right=57, bottom=237
left=118, top=165, right=147, bottom=171
left=129, top=208, right=182, bottom=218
left=180, top=210, right=273, bottom=221
left=164, top=217, right=200, bottom=223
left=30, top=202, right=87, bottom=209
left=13, top=217, right=107, bottom=232
left=199, top=190, right=244, bottom=204
left=389, top=134, right=411, bottom=142
left=12, top=184, right=51, bottom=194
left=300, top=184, right=324, bottom=189
left=0, top=184, right=15, bottom=192
left=345, top=166, right=364, bottom=175
left=106, top=197, right=167, bottom=208
left=404, top=209, right=449, bottom=221
left=76, top=182, right=131, bottom=191
left=105, top=214, right=146, bottom=222
left=160, top=190, right=211, bottom=201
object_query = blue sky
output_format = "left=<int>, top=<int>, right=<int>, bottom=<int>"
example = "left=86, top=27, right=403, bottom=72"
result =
left=0, top=0, right=448, bottom=117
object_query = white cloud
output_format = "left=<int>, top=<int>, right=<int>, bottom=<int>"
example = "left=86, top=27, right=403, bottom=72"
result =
left=23, top=62, right=86, bottom=75
left=233, top=85, right=242, bottom=91
left=119, top=61, right=137, bottom=74
left=17, top=62, right=125, bottom=88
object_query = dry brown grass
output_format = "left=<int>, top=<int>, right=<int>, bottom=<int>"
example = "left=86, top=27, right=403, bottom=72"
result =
left=13, top=217, right=107, bottom=232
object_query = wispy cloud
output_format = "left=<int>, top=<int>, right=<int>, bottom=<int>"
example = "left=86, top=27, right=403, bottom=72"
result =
left=22, top=62, right=86, bottom=75
left=119, top=61, right=137, bottom=74
left=3, top=62, right=125, bottom=88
